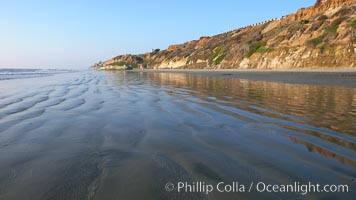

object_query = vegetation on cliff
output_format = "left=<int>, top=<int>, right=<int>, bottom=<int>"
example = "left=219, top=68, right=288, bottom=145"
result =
left=91, top=0, right=355, bottom=70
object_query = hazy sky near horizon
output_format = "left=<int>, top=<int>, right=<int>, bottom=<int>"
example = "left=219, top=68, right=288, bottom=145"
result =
left=0, top=0, right=315, bottom=69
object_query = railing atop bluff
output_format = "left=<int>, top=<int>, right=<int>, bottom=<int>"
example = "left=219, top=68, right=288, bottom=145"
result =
left=221, top=0, right=353, bottom=35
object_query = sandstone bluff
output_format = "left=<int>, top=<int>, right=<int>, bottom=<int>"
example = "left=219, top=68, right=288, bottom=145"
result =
left=91, top=0, right=356, bottom=70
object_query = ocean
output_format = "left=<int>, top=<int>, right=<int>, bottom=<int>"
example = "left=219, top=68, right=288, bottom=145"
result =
left=0, top=68, right=72, bottom=80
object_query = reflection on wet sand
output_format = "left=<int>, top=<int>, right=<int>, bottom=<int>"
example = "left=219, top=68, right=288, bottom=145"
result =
left=143, top=72, right=356, bottom=166
left=0, top=71, right=355, bottom=200
left=144, top=73, right=356, bottom=132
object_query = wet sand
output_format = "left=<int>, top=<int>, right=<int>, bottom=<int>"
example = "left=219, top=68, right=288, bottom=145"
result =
left=141, top=69, right=356, bottom=88
left=0, top=71, right=355, bottom=200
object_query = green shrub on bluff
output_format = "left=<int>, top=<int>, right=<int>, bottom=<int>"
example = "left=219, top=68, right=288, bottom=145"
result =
left=247, top=40, right=267, bottom=57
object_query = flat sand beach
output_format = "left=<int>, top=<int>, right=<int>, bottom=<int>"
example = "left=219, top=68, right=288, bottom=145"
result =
left=141, top=69, right=356, bottom=88
left=0, top=70, right=355, bottom=200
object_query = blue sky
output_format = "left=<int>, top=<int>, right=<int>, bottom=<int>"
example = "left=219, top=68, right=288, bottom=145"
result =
left=0, top=0, right=315, bottom=69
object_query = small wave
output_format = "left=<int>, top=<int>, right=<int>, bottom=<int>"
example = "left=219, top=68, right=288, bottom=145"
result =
left=0, top=68, right=72, bottom=80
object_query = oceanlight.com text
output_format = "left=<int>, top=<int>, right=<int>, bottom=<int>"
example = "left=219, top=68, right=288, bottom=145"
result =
left=165, top=181, right=349, bottom=195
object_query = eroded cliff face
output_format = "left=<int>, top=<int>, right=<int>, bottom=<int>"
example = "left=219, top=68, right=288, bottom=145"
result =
left=93, top=0, right=356, bottom=70
left=287, top=0, right=354, bottom=21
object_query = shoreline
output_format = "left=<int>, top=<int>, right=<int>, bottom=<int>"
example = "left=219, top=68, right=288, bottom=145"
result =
left=137, top=67, right=356, bottom=73
left=132, top=68, right=356, bottom=88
